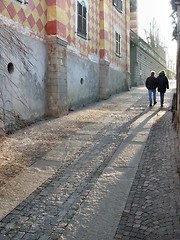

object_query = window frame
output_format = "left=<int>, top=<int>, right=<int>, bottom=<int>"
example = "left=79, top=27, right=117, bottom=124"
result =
left=115, top=31, right=121, bottom=57
left=113, top=0, right=123, bottom=13
left=76, top=0, right=88, bottom=40
left=12, top=0, right=28, bottom=6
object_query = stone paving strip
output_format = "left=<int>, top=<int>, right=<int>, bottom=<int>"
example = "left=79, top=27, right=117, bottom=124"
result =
left=0, top=83, right=176, bottom=240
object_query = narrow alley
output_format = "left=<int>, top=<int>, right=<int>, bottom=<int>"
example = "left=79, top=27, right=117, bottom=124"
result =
left=0, top=81, right=179, bottom=240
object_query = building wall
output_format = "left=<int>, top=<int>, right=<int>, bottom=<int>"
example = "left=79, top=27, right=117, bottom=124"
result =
left=130, top=0, right=137, bottom=33
left=130, top=10, right=137, bottom=33
left=62, top=0, right=101, bottom=108
left=0, top=0, right=48, bottom=131
left=99, top=0, right=130, bottom=70
left=0, top=0, right=131, bottom=131
left=101, top=0, right=130, bottom=95
left=59, top=0, right=130, bottom=70
left=47, top=0, right=131, bottom=109
left=172, top=1, right=180, bottom=140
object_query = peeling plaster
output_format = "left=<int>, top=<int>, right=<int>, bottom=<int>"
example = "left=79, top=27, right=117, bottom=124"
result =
left=0, top=15, right=30, bottom=35
left=67, top=45, right=81, bottom=56
left=0, top=15, right=45, bottom=41
left=88, top=54, right=99, bottom=63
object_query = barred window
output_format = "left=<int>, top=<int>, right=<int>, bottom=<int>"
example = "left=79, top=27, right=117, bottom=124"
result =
left=115, top=32, right=121, bottom=57
left=77, top=1, right=87, bottom=39
left=113, top=0, right=123, bottom=13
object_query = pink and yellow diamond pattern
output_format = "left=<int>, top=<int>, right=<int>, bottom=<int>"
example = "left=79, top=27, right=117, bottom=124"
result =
left=109, top=2, right=130, bottom=71
left=99, top=0, right=130, bottom=71
left=0, top=0, right=47, bottom=38
left=0, top=0, right=130, bottom=71
left=64, top=0, right=100, bottom=57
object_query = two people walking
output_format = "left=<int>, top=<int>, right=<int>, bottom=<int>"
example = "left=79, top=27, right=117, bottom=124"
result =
left=146, top=70, right=169, bottom=107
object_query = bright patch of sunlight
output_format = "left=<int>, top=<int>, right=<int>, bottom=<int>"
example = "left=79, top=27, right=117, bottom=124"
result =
left=137, top=0, right=177, bottom=62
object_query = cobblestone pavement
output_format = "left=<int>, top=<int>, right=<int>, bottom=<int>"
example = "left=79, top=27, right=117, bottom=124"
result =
left=114, top=110, right=180, bottom=240
left=0, top=82, right=179, bottom=240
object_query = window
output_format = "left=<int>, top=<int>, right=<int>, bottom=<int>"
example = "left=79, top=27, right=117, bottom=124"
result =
left=115, top=32, right=121, bottom=57
left=77, top=1, right=87, bottom=39
left=15, top=0, right=28, bottom=4
left=113, top=0, right=123, bottom=12
left=130, top=0, right=137, bottom=12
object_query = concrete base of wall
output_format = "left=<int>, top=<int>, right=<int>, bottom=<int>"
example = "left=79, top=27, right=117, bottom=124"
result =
left=99, top=60, right=130, bottom=99
left=67, top=53, right=99, bottom=110
left=109, top=68, right=131, bottom=94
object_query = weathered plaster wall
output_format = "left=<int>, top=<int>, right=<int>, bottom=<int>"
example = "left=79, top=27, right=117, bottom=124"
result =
left=67, top=53, right=99, bottom=109
left=65, top=0, right=131, bottom=104
left=0, top=0, right=47, bottom=132
left=109, top=66, right=130, bottom=94
left=0, top=26, right=47, bottom=130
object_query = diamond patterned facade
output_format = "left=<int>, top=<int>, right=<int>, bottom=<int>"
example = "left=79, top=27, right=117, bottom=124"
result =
left=0, top=0, right=47, bottom=39
left=0, top=0, right=132, bottom=71
left=0, top=0, right=134, bottom=128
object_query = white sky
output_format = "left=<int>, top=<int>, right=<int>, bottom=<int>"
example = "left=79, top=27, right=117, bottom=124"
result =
left=137, top=0, right=177, bottom=63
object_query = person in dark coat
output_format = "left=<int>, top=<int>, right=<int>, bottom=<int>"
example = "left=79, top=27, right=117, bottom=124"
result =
left=145, top=71, right=157, bottom=107
left=156, top=70, right=169, bottom=107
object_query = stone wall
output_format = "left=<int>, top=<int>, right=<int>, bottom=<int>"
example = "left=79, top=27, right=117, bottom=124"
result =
left=47, top=37, right=68, bottom=116
left=130, top=31, right=167, bottom=86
